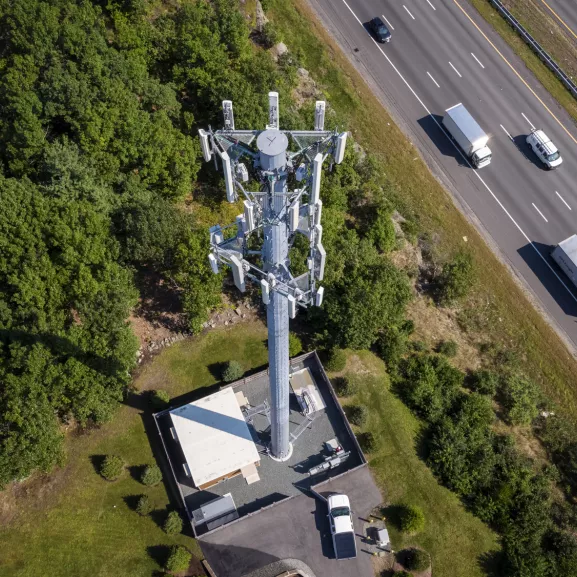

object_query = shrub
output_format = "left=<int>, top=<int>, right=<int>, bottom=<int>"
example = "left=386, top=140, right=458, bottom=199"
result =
left=347, top=405, right=368, bottom=427
left=289, top=333, right=303, bottom=357
left=367, top=207, right=396, bottom=253
left=500, top=373, right=540, bottom=426
left=325, top=348, right=346, bottom=372
left=400, top=354, right=463, bottom=423
left=376, top=325, right=410, bottom=371
left=222, top=360, right=243, bottom=383
left=399, top=504, right=425, bottom=534
left=438, top=251, right=475, bottom=305
left=410, top=340, right=427, bottom=352
left=261, top=22, right=280, bottom=49
left=436, top=340, right=458, bottom=358
left=150, top=389, right=170, bottom=410
left=358, top=432, right=376, bottom=453
left=136, top=494, right=152, bottom=516
left=393, top=572, right=412, bottom=577
left=165, top=545, right=191, bottom=572
left=403, top=548, right=430, bottom=571
left=333, top=376, right=354, bottom=396
left=141, top=464, right=162, bottom=486
left=469, top=369, right=498, bottom=396
left=100, top=455, right=124, bottom=481
left=163, top=510, right=183, bottom=536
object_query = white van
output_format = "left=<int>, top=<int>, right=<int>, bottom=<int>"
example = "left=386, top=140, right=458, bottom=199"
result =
left=526, top=129, right=562, bottom=169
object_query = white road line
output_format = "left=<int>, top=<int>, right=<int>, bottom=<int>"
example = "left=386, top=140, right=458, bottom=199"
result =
left=403, top=5, right=415, bottom=19
left=381, top=14, right=395, bottom=30
left=556, top=191, right=572, bottom=210
left=427, top=71, right=440, bottom=88
left=532, top=203, right=549, bottom=222
left=340, top=0, right=577, bottom=306
left=521, top=112, right=536, bottom=130
left=449, top=61, right=462, bottom=78
left=426, top=0, right=436, bottom=10
left=500, top=124, right=513, bottom=140
left=471, top=52, right=485, bottom=68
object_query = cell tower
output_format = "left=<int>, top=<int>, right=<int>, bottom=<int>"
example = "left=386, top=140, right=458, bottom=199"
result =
left=199, top=92, right=347, bottom=461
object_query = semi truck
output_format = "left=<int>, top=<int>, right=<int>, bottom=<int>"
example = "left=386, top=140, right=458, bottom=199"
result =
left=442, top=103, right=492, bottom=168
left=552, top=235, right=577, bottom=287
left=327, top=494, right=357, bottom=560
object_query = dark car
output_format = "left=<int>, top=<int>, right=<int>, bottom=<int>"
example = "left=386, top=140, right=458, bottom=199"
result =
left=369, top=17, right=391, bottom=43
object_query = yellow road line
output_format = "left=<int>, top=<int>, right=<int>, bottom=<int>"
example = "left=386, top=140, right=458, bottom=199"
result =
left=537, top=0, right=577, bottom=42
left=451, top=0, right=577, bottom=146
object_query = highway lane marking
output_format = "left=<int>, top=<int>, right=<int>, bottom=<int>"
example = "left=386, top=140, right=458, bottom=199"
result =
left=340, top=0, right=577, bottom=306
left=451, top=0, right=577, bottom=147
left=471, top=53, right=485, bottom=69
left=500, top=124, right=514, bottom=140
left=427, top=72, right=440, bottom=88
left=537, top=0, right=577, bottom=42
left=381, top=14, right=395, bottom=31
left=522, top=113, right=536, bottom=130
left=403, top=5, right=415, bottom=20
left=556, top=191, right=572, bottom=210
left=532, top=203, right=549, bottom=222
left=426, top=0, right=436, bottom=10
left=449, top=61, right=462, bottom=78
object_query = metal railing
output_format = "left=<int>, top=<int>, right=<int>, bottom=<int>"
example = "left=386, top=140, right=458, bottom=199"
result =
left=488, top=0, right=577, bottom=99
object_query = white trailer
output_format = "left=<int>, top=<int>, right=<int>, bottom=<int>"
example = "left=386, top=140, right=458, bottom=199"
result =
left=442, top=103, right=492, bottom=168
left=552, top=235, right=577, bottom=287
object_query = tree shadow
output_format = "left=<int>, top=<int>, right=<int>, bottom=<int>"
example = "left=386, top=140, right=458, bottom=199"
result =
left=381, top=504, right=405, bottom=532
left=123, top=494, right=144, bottom=512
left=146, top=544, right=171, bottom=569
left=479, top=549, right=507, bottom=577
left=128, top=464, right=146, bottom=483
left=207, top=361, right=226, bottom=381
left=150, top=508, right=168, bottom=530
left=90, top=454, right=106, bottom=476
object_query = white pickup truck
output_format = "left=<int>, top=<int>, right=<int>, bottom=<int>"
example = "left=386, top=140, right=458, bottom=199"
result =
left=327, top=494, right=357, bottom=560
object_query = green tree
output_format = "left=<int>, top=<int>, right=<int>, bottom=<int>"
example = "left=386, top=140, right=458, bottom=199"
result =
left=347, top=405, right=368, bottom=427
left=141, top=464, right=162, bottom=486
left=289, top=333, right=303, bottom=357
left=437, top=252, right=475, bottom=305
left=403, top=548, right=430, bottom=571
left=163, top=510, right=183, bottom=536
left=165, top=545, right=191, bottom=572
left=325, top=348, right=347, bottom=372
left=399, top=505, right=425, bottom=534
left=222, top=360, right=243, bottom=382
left=501, top=373, right=540, bottom=426
left=136, top=494, right=152, bottom=516
left=436, top=340, right=458, bottom=357
left=100, top=455, right=125, bottom=481
left=468, top=369, right=499, bottom=396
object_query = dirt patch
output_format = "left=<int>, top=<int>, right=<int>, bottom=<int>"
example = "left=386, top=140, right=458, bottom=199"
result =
left=292, top=67, right=322, bottom=107
left=407, top=296, right=481, bottom=373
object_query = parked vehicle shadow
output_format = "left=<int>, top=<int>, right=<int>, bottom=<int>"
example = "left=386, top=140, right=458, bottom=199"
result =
left=313, top=497, right=335, bottom=559
left=517, top=242, right=577, bottom=317
left=512, top=134, right=546, bottom=170
left=417, top=114, right=470, bottom=167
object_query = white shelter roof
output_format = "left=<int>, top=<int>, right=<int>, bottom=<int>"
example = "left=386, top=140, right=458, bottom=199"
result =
left=170, top=387, right=260, bottom=487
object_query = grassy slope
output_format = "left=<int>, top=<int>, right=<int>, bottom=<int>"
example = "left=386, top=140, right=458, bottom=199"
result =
left=332, top=351, right=498, bottom=576
left=470, top=0, right=577, bottom=124
left=271, top=0, right=577, bottom=416
left=0, top=323, right=268, bottom=577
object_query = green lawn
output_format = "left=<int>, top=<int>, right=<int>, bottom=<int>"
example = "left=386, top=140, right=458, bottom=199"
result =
left=0, top=323, right=268, bottom=577
left=334, top=350, right=499, bottom=576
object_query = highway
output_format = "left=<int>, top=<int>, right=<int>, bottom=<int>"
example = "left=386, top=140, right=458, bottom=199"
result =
left=309, top=0, right=577, bottom=348
left=537, top=0, right=577, bottom=42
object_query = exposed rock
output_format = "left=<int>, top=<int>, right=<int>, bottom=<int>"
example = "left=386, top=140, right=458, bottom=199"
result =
left=235, top=307, right=242, bottom=316
left=297, top=67, right=309, bottom=77
left=271, top=42, right=288, bottom=61
left=255, top=0, right=269, bottom=33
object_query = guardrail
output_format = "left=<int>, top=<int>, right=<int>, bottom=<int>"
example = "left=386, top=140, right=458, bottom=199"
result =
left=487, top=0, right=577, bottom=100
